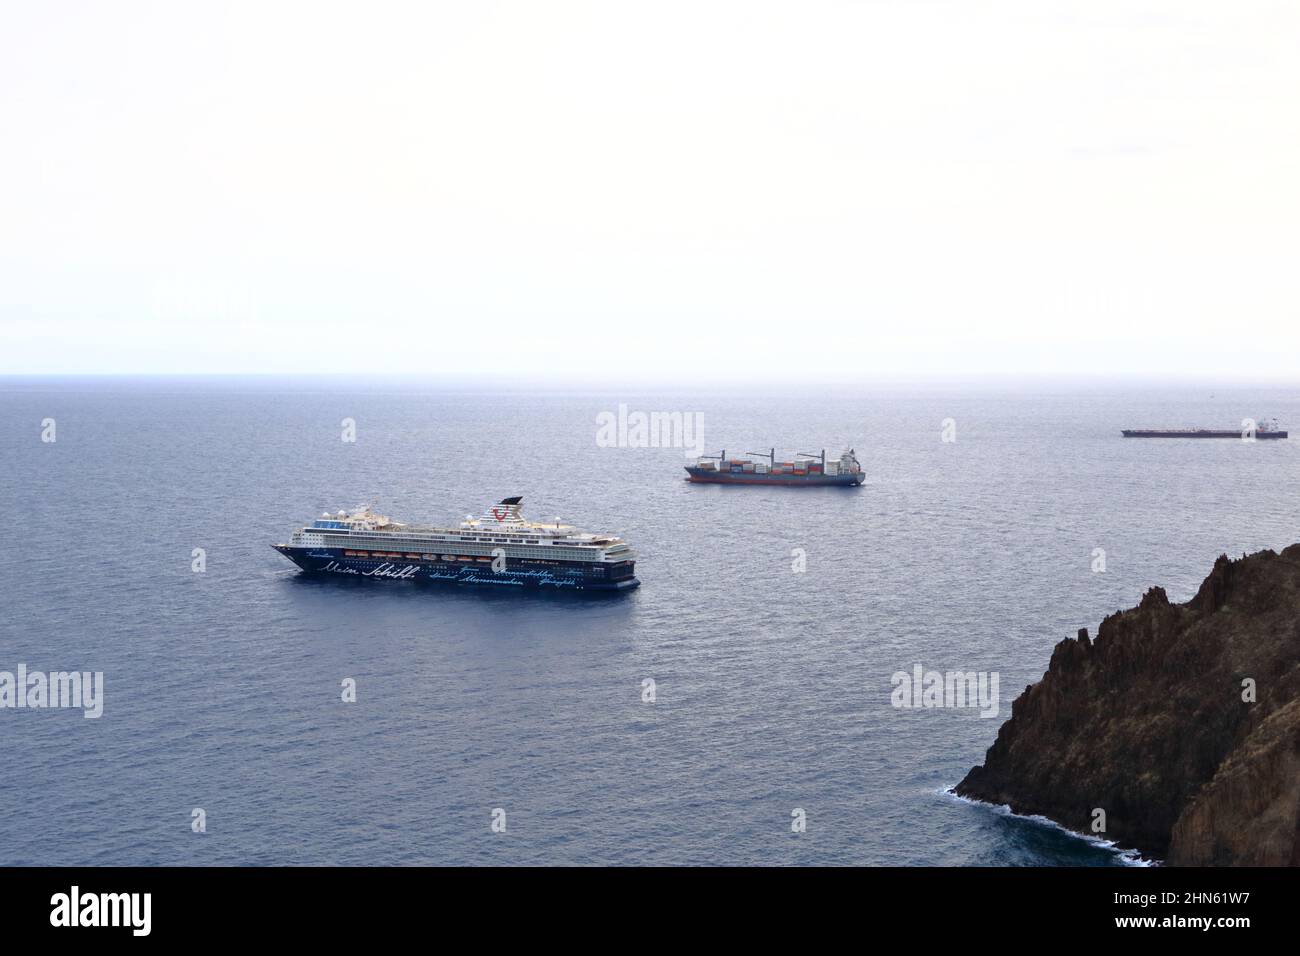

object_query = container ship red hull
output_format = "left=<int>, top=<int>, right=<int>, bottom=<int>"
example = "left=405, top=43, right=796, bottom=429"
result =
left=685, top=469, right=863, bottom=486
left=685, top=448, right=864, bottom=486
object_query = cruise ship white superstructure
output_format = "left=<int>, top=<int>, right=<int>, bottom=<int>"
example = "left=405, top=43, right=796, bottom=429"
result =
left=273, top=498, right=638, bottom=591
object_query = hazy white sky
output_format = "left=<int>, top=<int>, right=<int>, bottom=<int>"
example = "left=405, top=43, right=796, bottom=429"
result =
left=2, top=1, right=1298, bottom=381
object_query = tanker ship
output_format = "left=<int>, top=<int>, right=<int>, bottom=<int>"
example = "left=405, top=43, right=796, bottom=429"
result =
left=685, top=448, right=864, bottom=486
left=1121, top=417, right=1288, bottom=439
left=273, top=498, right=638, bottom=591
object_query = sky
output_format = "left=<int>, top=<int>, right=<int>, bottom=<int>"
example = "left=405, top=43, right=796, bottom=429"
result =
left=1, top=1, right=1298, bottom=382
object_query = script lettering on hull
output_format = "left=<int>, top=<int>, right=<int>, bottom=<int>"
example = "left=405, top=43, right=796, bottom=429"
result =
left=318, top=561, right=420, bottom=580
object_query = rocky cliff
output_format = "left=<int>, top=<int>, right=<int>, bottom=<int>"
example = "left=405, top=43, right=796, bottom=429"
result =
left=955, top=545, right=1300, bottom=865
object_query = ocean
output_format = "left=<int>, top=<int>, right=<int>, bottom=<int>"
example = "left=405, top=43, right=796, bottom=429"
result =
left=2, top=378, right=1297, bottom=865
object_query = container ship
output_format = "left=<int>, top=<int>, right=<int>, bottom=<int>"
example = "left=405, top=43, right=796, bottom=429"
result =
left=1122, top=418, right=1287, bottom=439
left=273, top=498, right=638, bottom=591
left=685, top=448, right=864, bottom=486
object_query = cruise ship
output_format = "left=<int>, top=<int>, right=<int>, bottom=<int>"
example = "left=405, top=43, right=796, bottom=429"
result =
left=273, top=498, right=638, bottom=591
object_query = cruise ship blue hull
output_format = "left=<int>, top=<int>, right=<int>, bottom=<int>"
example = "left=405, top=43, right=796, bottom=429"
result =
left=273, top=546, right=639, bottom=591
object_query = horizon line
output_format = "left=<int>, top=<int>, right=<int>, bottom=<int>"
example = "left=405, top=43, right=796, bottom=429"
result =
left=2, top=371, right=1299, bottom=391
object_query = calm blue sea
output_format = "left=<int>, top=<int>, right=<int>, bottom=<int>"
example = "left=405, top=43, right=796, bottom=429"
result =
left=2, top=378, right=1297, bottom=865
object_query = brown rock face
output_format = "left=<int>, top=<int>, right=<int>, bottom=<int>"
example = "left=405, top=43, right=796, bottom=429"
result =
left=955, top=545, right=1300, bottom=864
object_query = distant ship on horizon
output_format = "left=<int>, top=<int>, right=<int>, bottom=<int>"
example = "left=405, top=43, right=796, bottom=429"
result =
left=1121, top=417, right=1288, bottom=440
left=685, top=448, right=864, bottom=486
